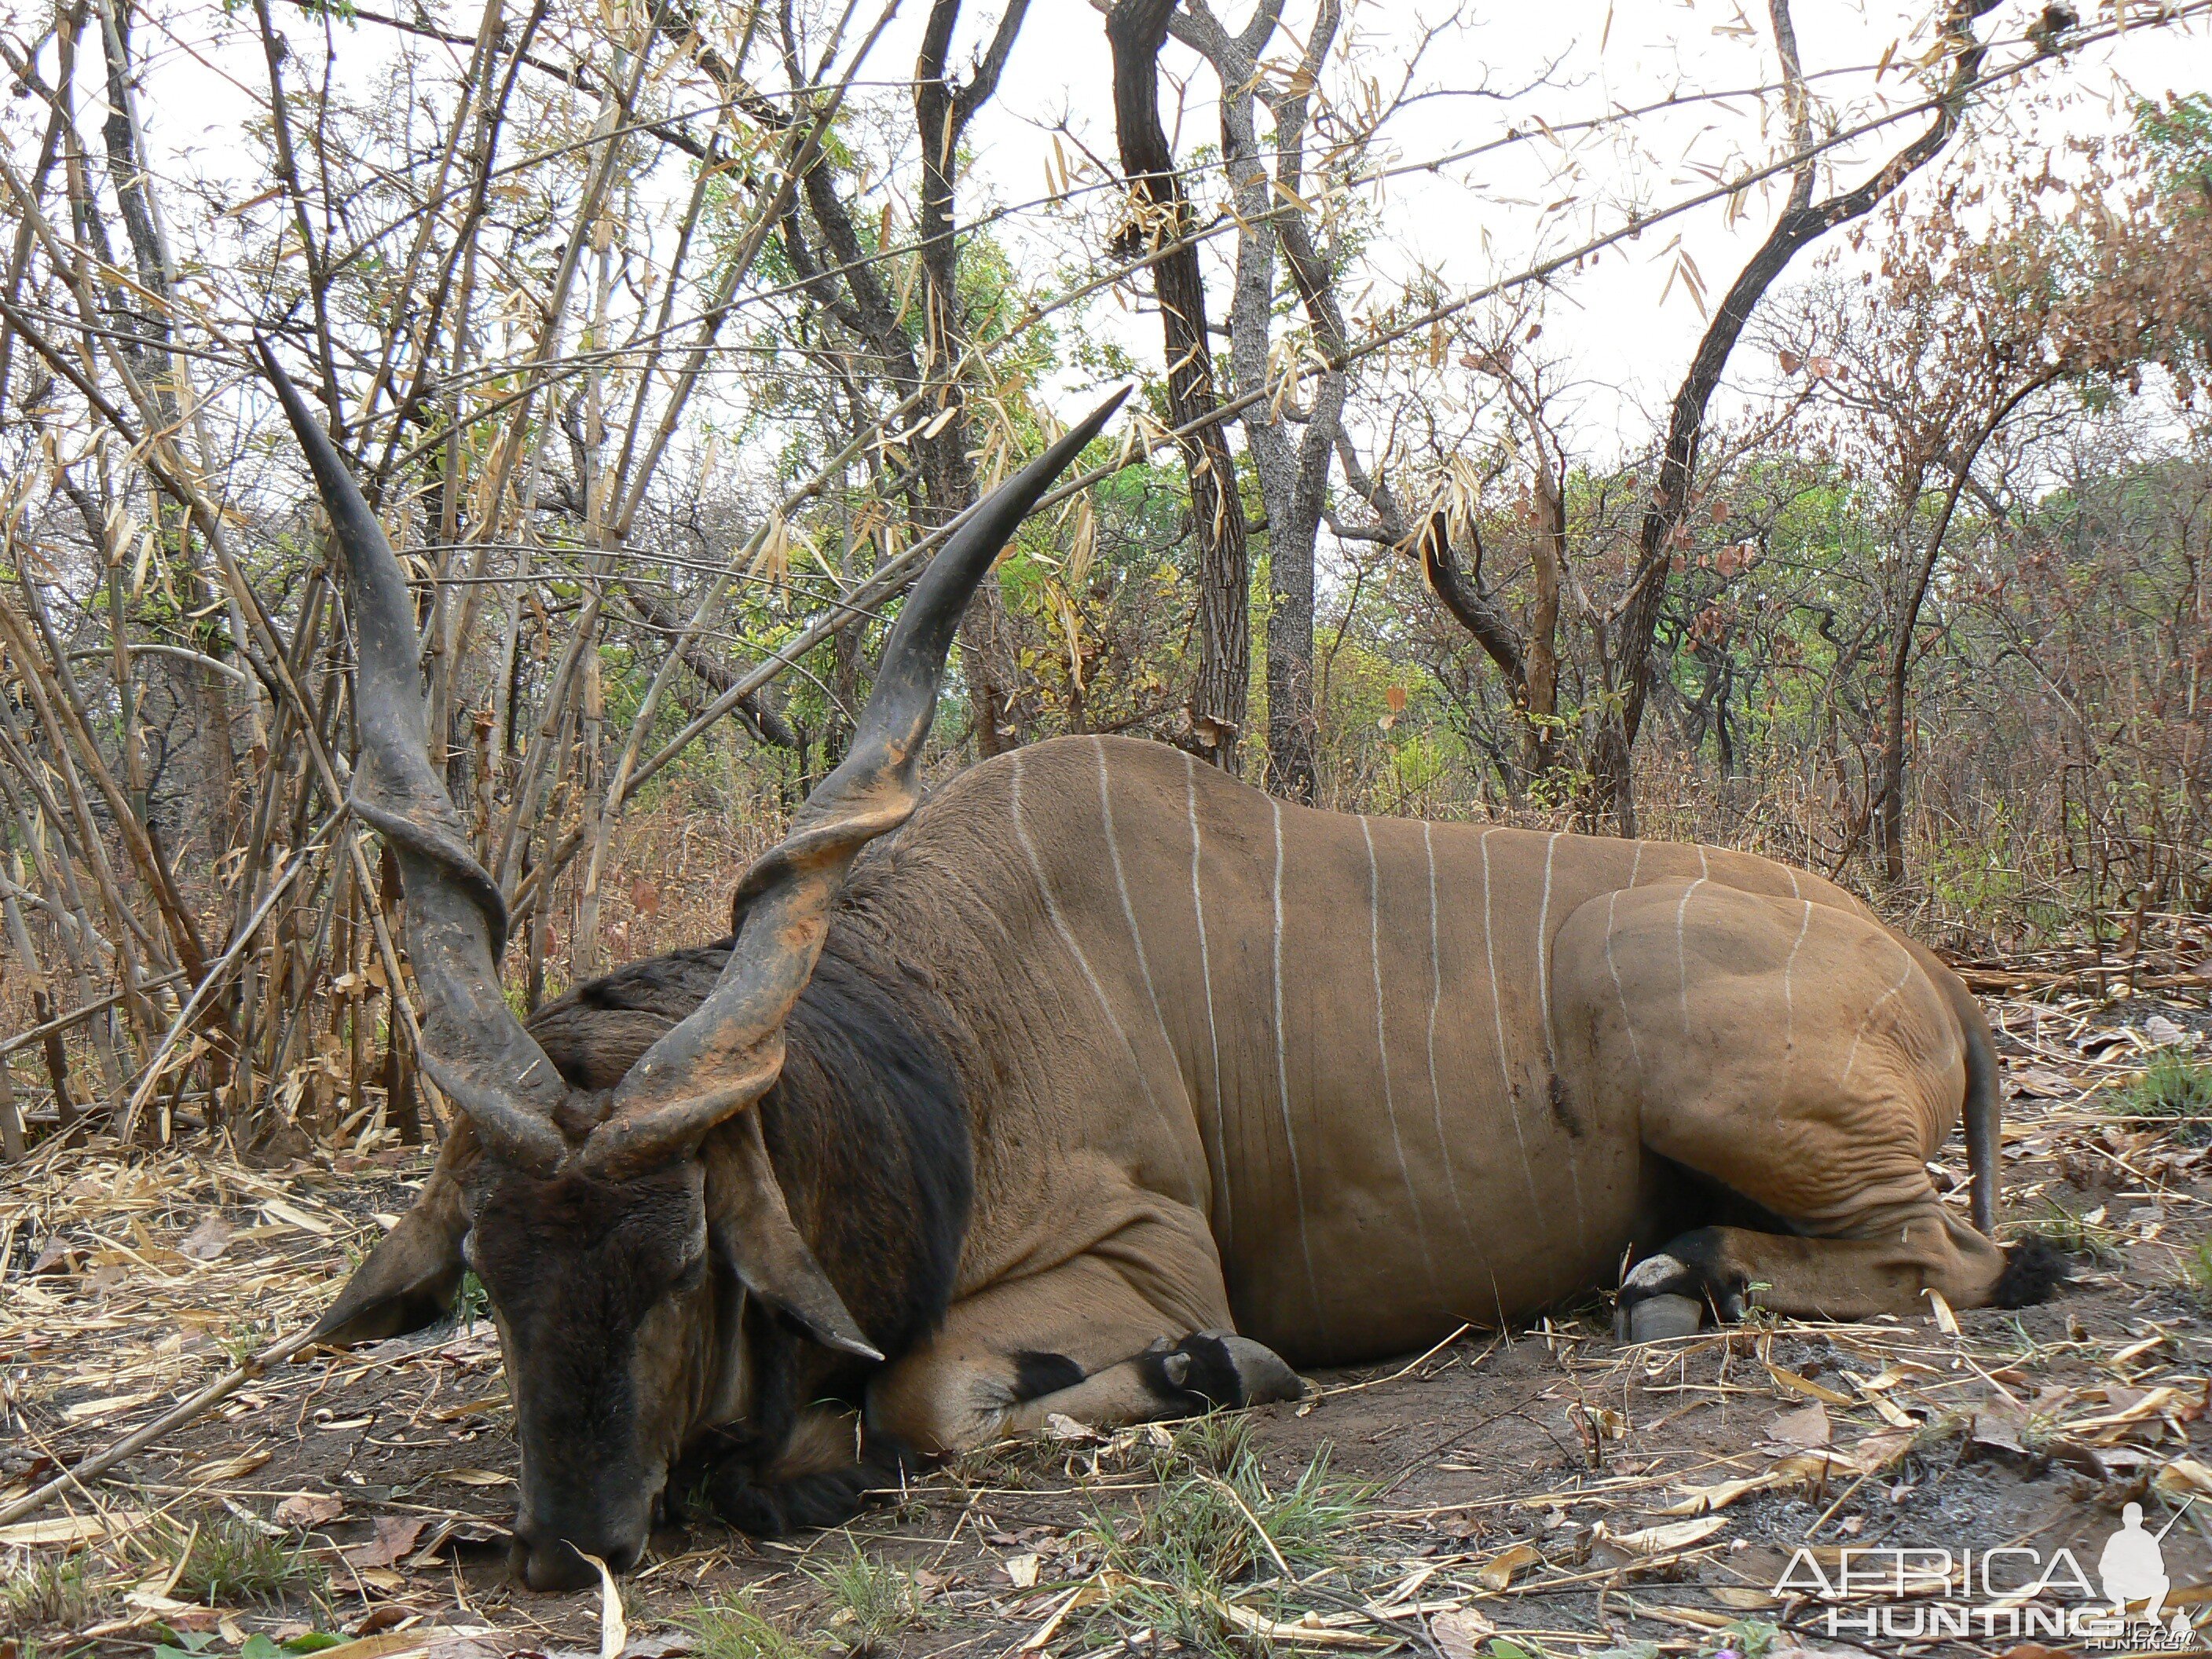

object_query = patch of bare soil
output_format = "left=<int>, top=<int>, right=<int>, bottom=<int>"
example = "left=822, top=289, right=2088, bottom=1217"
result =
left=9, top=991, right=2212, bottom=1659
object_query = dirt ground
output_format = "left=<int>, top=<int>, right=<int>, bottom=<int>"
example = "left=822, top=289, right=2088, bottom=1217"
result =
left=9, top=987, right=2212, bottom=1659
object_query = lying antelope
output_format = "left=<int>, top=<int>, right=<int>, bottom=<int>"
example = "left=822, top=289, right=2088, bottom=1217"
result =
left=262, top=348, right=2056, bottom=1590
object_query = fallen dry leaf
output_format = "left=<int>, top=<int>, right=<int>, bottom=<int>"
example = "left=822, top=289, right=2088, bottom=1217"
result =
left=62, top=1389, right=157, bottom=1423
left=1924, top=1287, right=1961, bottom=1335
left=438, top=1468, right=513, bottom=1487
left=1971, top=1405, right=2031, bottom=1456
left=30, top=1236, right=83, bottom=1275
left=178, top=1215, right=235, bottom=1262
left=302, top=1633, right=439, bottom=1659
left=1428, top=1605, right=1497, bottom=1659
left=185, top=1449, right=271, bottom=1481
left=1709, top=1587, right=1778, bottom=1610
left=1659, top=1475, right=1774, bottom=1516
left=1767, top=1364, right=1854, bottom=1408
left=1004, top=1553, right=1041, bottom=1590
left=1472, top=1541, right=1541, bottom=1591
left=259, top=1196, right=337, bottom=1236
left=586, top=1551, right=626, bottom=1659
left=1208, top=1599, right=1385, bottom=1648
left=1844, top=1428, right=1916, bottom=1474
left=343, top=1516, right=427, bottom=1569
left=0, top=1510, right=152, bottom=1547
left=2156, top=1456, right=2212, bottom=1497
left=1770, top=1402, right=1831, bottom=1447
left=1606, top=1515, right=1727, bottom=1554
left=124, top=1591, right=213, bottom=1621
left=273, top=1493, right=346, bottom=1529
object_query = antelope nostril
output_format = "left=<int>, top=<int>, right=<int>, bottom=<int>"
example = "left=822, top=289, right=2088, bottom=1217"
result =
left=511, top=1514, right=648, bottom=1592
left=512, top=1530, right=599, bottom=1595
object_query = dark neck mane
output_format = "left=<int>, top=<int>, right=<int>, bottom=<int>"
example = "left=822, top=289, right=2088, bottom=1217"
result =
left=526, top=917, right=973, bottom=1364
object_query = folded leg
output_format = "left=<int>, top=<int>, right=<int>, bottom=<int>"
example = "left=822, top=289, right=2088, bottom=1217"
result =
left=868, top=1205, right=1300, bottom=1453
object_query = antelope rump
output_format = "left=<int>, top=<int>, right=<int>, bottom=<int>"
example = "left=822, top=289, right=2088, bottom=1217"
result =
left=262, top=347, right=2057, bottom=1591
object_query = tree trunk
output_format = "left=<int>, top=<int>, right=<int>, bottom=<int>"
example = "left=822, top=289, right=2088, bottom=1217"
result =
left=1524, top=449, right=1566, bottom=782
left=1595, top=0, right=1999, bottom=833
left=914, top=0, right=1029, bottom=755
left=1877, top=373, right=2053, bottom=880
left=1179, top=0, right=1341, bottom=800
left=1108, top=0, right=1251, bottom=771
left=96, top=0, right=240, bottom=853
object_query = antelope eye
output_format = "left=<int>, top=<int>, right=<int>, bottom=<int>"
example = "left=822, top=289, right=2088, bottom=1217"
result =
left=670, top=1251, right=708, bottom=1293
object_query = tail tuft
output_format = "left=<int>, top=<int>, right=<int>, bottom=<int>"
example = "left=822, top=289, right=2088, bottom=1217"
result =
left=1991, top=1236, right=2073, bottom=1309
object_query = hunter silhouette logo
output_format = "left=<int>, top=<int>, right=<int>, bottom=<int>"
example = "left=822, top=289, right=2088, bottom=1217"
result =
left=1775, top=1499, right=2203, bottom=1649
left=2101, top=1501, right=2176, bottom=1622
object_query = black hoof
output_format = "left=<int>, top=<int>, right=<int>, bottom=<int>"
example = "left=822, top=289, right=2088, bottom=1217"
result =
left=1615, top=1231, right=1749, bottom=1338
left=1613, top=1292, right=1703, bottom=1342
left=1137, top=1331, right=1303, bottom=1413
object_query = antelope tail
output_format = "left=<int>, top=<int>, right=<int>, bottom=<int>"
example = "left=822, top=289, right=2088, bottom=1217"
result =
left=1955, top=982, right=2001, bottom=1236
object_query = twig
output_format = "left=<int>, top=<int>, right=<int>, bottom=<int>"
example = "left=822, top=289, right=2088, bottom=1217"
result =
left=0, top=970, right=186, bottom=1060
left=1320, top=1326, right=1482, bottom=1399
left=0, top=1323, right=324, bottom=1529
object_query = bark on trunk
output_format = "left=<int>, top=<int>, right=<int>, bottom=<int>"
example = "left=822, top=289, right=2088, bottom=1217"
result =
left=914, top=0, right=1029, bottom=755
left=1108, top=0, right=1251, bottom=771
left=1876, top=373, right=2054, bottom=880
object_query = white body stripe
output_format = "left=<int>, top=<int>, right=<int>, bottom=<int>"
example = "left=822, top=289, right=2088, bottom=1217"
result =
left=1095, top=739, right=1174, bottom=1061
left=1602, top=889, right=1643, bottom=1068
left=1781, top=899, right=1814, bottom=1090
left=1270, top=800, right=1320, bottom=1311
left=1533, top=830, right=1587, bottom=1251
left=1840, top=950, right=1920, bottom=1086
left=1421, top=822, right=1476, bottom=1247
left=1181, top=754, right=1230, bottom=1247
left=1362, top=817, right=1434, bottom=1284
left=1479, top=829, right=1544, bottom=1228
left=1675, top=876, right=1709, bottom=1038
left=1009, top=753, right=1163, bottom=1120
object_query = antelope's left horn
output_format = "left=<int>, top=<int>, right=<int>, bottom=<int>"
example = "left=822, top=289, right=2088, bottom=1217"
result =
left=259, top=340, right=569, bottom=1173
left=575, top=388, right=1129, bottom=1175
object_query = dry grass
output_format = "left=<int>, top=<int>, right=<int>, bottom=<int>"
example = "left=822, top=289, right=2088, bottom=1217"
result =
left=7, top=980, right=2212, bottom=1657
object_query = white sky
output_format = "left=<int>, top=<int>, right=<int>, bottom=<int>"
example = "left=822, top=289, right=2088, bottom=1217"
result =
left=15, top=0, right=2212, bottom=463
left=945, top=0, right=2212, bottom=443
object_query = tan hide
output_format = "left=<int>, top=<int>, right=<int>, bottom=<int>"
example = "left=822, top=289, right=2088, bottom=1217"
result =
left=855, top=734, right=2002, bottom=1372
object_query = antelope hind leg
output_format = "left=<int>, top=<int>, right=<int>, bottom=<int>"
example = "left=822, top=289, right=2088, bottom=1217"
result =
left=1616, top=1201, right=2014, bottom=1331
left=868, top=1217, right=1303, bottom=1455
left=1552, top=881, right=2043, bottom=1338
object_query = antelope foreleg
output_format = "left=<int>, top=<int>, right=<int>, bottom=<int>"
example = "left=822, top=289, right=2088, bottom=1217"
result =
left=867, top=1224, right=1302, bottom=1453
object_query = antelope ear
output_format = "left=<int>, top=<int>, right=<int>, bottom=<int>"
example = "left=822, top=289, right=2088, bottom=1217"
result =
left=705, top=1115, right=882, bottom=1363
left=313, top=1124, right=477, bottom=1346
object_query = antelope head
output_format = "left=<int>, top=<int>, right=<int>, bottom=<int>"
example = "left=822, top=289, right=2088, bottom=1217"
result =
left=261, top=342, right=1121, bottom=1588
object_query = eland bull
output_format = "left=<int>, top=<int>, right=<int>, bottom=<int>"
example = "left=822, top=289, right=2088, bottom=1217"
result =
left=262, top=347, right=2056, bottom=1591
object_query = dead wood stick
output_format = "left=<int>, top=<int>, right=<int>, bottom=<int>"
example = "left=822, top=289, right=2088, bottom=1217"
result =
left=0, top=1324, right=323, bottom=1528
left=115, top=815, right=337, bottom=1145
left=0, top=970, right=189, bottom=1060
